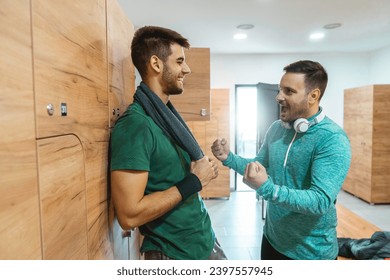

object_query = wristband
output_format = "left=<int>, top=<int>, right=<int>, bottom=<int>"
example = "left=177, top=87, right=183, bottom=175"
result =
left=176, top=173, right=202, bottom=200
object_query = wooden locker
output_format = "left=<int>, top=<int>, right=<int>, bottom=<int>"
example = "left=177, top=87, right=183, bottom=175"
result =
left=189, top=89, right=230, bottom=198
left=0, top=0, right=42, bottom=259
left=32, top=0, right=108, bottom=139
left=343, top=84, right=390, bottom=203
left=31, top=0, right=113, bottom=259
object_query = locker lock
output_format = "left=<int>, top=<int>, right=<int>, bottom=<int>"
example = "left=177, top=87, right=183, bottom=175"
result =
left=46, top=103, right=54, bottom=116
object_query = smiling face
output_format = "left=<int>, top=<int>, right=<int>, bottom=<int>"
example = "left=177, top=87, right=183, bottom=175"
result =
left=160, top=43, right=191, bottom=96
left=276, top=72, right=311, bottom=123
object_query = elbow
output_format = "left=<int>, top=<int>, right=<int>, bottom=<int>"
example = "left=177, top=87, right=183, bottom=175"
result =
left=117, top=214, right=142, bottom=230
left=314, top=196, right=333, bottom=215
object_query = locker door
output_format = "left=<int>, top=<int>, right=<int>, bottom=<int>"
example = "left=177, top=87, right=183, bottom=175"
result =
left=31, top=0, right=111, bottom=259
left=37, top=135, right=88, bottom=259
left=32, top=0, right=108, bottom=139
left=0, top=0, right=42, bottom=259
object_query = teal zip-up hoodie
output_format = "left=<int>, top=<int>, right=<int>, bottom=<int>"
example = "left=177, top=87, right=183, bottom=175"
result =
left=223, top=110, right=351, bottom=259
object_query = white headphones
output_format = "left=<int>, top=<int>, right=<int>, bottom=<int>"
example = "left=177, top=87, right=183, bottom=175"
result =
left=284, top=109, right=325, bottom=133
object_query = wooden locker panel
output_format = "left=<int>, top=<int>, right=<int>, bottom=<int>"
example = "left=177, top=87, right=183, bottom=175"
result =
left=188, top=89, right=230, bottom=198
left=85, top=141, right=113, bottom=259
left=205, top=120, right=230, bottom=198
left=205, top=89, right=230, bottom=198
left=37, top=135, right=88, bottom=259
left=32, top=0, right=113, bottom=259
left=371, top=85, right=390, bottom=202
left=0, top=0, right=42, bottom=259
left=170, top=48, right=211, bottom=121
left=343, top=84, right=390, bottom=203
left=191, top=121, right=207, bottom=150
left=32, top=0, right=108, bottom=140
left=343, top=86, right=373, bottom=201
left=107, top=0, right=135, bottom=128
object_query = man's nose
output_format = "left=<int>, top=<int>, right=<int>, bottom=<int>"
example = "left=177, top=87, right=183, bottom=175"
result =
left=183, top=62, right=191, bottom=75
left=275, top=91, right=284, bottom=102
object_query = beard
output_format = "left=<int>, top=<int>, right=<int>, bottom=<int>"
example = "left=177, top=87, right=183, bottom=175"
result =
left=162, top=64, right=183, bottom=95
left=279, top=97, right=309, bottom=123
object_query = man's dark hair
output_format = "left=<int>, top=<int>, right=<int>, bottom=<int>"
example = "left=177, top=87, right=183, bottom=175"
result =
left=131, top=26, right=190, bottom=79
left=283, top=60, right=328, bottom=100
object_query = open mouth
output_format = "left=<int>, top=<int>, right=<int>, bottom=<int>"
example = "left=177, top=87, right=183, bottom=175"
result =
left=280, top=105, right=288, bottom=113
left=177, top=77, right=184, bottom=86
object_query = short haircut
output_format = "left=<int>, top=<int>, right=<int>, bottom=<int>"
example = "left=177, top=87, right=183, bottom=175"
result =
left=283, top=60, right=328, bottom=100
left=131, top=26, right=190, bottom=79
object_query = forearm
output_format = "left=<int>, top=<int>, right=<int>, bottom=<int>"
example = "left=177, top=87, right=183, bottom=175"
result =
left=114, top=186, right=183, bottom=230
left=223, top=152, right=254, bottom=175
left=258, top=179, right=334, bottom=215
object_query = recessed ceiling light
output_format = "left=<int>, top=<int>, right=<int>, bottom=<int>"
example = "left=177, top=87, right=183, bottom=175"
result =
left=309, top=32, right=325, bottom=40
left=234, top=33, right=248, bottom=40
left=236, top=24, right=255, bottom=30
left=323, top=23, right=342, bottom=29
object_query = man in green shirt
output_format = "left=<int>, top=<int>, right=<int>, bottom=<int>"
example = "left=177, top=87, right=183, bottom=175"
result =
left=212, top=60, right=351, bottom=260
left=110, top=26, right=226, bottom=260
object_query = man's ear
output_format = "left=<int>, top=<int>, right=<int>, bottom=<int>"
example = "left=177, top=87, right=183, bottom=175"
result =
left=308, top=88, right=320, bottom=105
left=149, top=55, right=162, bottom=73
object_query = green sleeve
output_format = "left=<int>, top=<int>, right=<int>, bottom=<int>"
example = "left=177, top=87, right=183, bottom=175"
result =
left=110, top=113, right=154, bottom=172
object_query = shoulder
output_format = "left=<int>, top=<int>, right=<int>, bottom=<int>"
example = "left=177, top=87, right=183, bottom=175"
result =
left=315, top=117, right=351, bottom=152
left=319, top=117, right=349, bottom=139
left=113, top=102, right=156, bottom=133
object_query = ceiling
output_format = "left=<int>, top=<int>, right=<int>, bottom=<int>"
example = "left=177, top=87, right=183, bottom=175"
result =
left=118, top=0, right=390, bottom=55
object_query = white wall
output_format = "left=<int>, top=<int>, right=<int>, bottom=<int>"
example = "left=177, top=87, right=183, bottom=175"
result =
left=369, top=45, right=390, bottom=84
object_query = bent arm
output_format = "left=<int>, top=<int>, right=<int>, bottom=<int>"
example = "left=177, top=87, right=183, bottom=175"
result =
left=111, top=170, right=182, bottom=230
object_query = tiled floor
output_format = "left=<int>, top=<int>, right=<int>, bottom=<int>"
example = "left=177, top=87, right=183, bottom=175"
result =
left=203, top=189, right=390, bottom=260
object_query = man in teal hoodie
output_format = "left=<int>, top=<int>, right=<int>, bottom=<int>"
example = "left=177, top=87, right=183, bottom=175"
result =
left=212, top=60, right=351, bottom=260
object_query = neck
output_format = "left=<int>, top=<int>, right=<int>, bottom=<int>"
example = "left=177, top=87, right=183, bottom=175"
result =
left=305, top=104, right=320, bottom=119
left=142, top=79, right=169, bottom=104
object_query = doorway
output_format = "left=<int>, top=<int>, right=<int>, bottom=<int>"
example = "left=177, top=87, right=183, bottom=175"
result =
left=235, top=83, right=279, bottom=191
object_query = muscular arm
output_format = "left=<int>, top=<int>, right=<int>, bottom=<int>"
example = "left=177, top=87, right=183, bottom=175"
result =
left=111, top=156, right=217, bottom=230
left=111, top=170, right=182, bottom=230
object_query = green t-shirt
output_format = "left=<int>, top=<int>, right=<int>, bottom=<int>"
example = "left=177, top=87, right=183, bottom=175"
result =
left=110, top=102, right=215, bottom=259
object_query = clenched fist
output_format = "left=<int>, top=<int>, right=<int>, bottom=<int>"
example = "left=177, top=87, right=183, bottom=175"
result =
left=211, top=138, right=230, bottom=161
left=190, top=156, right=218, bottom=187
left=243, top=161, right=268, bottom=190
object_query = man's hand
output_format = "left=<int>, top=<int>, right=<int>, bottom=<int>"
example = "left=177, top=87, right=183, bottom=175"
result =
left=243, top=161, right=268, bottom=190
left=211, top=138, right=230, bottom=161
left=190, top=156, right=218, bottom=187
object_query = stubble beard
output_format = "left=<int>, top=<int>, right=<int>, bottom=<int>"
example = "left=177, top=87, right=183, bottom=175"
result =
left=162, top=66, right=183, bottom=95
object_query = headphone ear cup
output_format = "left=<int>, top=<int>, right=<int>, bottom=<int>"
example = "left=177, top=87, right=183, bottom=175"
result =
left=293, top=118, right=309, bottom=133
